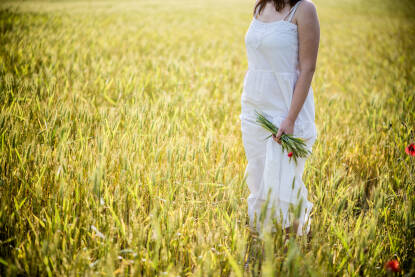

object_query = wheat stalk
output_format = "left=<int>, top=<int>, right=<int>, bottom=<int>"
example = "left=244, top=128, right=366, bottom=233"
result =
left=254, top=110, right=311, bottom=164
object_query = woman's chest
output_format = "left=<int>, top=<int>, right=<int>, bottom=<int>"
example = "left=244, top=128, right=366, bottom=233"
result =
left=245, top=21, right=298, bottom=51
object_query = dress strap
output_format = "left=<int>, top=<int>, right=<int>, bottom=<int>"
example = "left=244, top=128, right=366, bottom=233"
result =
left=284, top=0, right=303, bottom=22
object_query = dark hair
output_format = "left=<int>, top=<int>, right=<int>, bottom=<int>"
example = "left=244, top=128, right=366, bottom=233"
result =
left=253, top=0, right=301, bottom=16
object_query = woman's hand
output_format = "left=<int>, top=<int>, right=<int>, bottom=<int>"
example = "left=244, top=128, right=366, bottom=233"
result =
left=272, top=117, right=295, bottom=144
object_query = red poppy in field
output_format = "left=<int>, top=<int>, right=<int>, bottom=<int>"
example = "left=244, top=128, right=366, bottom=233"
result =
left=288, top=152, right=293, bottom=157
left=405, top=143, right=415, bottom=156
left=384, top=259, right=400, bottom=273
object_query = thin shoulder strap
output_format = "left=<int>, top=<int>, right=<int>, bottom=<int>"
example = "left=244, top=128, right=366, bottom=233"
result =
left=284, top=0, right=303, bottom=22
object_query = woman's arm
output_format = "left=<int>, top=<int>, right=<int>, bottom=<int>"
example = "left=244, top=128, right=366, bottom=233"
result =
left=274, top=0, right=320, bottom=143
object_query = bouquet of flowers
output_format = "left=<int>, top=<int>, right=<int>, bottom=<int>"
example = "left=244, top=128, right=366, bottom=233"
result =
left=255, top=110, right=311, bottom=164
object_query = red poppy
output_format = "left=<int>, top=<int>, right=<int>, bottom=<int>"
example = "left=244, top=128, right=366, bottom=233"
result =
left=288, top=152, right=293, bottom=157
left=406, top=143, right=415, bottom=156
left=384, top=259, right=400, bottom=273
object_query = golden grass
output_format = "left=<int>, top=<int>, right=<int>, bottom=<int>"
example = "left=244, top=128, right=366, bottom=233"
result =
left=0, top=0, right=414, bottom=275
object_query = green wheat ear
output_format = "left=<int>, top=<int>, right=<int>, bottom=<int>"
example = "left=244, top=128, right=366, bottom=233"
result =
left=254, top=110, right=312, bottom=165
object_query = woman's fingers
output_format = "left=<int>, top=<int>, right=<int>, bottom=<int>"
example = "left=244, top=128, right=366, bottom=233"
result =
left=272, top=134, right=279, bottom=143
left=276, top=129, right=283, bottom=139
left=273, top=129, right=284, bottom=144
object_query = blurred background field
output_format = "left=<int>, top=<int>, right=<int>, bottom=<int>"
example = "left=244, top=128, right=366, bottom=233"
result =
left=0, top=0, right=414, bottom=275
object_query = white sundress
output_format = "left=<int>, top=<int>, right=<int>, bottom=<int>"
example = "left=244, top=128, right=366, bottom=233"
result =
left=239, top=0, right=318, bottom=236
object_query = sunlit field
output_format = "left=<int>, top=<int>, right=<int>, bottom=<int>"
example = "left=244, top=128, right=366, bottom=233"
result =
left=1, top=0, right=414, bottom=275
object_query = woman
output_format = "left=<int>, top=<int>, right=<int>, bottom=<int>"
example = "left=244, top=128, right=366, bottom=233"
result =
left=239, top=0, right=320, bottom=239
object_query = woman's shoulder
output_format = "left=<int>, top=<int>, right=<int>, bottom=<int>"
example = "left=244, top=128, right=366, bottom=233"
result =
left=296, top=0, right=317, bottom=16
left=293, top=0, right=319, bottom=26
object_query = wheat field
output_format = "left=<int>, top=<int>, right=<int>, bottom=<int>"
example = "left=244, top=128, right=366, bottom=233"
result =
left=0, top=0, right=414, bottom=276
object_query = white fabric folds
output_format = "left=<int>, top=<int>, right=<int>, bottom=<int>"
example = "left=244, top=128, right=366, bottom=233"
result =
left=240, top=113, right=316, bottom=236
